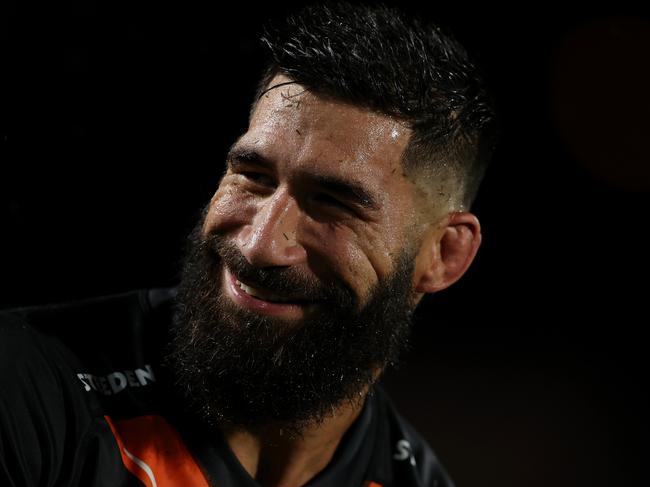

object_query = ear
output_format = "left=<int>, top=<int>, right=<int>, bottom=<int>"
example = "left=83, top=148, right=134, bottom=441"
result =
left=413, top=212, right=482, bottom=294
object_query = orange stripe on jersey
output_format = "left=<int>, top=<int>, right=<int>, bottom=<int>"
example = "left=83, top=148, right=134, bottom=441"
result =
left=363, top=482, right=384, bottom=487
left=105, top=415, right=210, bottom=487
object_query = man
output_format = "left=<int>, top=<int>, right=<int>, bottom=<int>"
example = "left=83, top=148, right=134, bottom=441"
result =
left=0, top=3, right=496, bottom=486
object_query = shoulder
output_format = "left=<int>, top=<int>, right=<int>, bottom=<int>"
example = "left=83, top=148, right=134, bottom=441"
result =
left=0, top=309, right=63, bottom=385
left=0, top=287, right=177, bottom=390
left=0, top=306, right=84, bottom=419
left=0, top=310, right=72, bottom=485
left=373, top=387, right=455, bottom=487
left=0, top=288, right=177, bottom=485
left=1, top=287, right=175, bottom=359
left=0, top=286, right=176, bottom=411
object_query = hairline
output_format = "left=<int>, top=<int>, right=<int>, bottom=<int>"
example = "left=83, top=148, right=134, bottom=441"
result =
left=249, top=68, right=465, bottom=218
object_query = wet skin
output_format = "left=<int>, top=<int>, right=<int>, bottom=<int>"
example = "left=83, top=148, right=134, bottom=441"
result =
left=202, top=74, right=422, bottom=321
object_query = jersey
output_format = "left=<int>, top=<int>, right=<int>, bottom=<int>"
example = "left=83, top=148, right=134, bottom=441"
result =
left=0, top=288, right=454, bottom=487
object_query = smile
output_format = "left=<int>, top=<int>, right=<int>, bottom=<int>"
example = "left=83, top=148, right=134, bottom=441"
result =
left=223, top=267, right=314, bottom=318
left=235, top=279, right=298, bottom=303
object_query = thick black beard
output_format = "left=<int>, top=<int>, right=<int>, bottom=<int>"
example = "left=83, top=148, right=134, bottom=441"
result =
left=164, top=225, right=416, bottom=436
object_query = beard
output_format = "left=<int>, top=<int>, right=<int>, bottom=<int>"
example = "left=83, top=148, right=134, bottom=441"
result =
left=164, top=222, right=417, bottom=436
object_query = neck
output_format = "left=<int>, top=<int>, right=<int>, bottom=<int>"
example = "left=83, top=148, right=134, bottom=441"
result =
left=223, top=396, right=367, bottom=487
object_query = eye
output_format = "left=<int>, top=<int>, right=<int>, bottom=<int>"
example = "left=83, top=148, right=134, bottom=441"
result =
left=240, top=171, right=275, bottom=188
left=313, top=193, right=351, bottom=212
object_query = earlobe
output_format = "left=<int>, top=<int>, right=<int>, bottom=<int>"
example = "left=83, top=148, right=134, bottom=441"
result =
left=414, top=212, right=482, bottom=294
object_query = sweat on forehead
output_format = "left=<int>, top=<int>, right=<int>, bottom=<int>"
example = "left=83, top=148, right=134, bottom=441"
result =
left=251, top=74, right=411, bottom=159
left=245, top=76, right=458, bottom=224
left=253, top=75, right=409, bottom=128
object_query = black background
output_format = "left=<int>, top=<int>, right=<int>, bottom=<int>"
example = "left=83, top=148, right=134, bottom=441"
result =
left=2, top=1, right=649, bottom=486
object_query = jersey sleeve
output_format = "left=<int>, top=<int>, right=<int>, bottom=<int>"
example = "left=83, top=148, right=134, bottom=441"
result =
left=0, top=312, right=68, bottom=486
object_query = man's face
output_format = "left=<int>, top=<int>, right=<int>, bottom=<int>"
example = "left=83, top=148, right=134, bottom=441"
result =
left=167, top=76, right=428, bottom=433
left=204, top=75, right=419, bottom=314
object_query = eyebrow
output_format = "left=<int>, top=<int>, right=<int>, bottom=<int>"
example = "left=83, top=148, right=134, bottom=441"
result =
left=226, top=146, right=380, bottom=211
left=226, top=146, right=270, bottom=168
left=305, top=172, right=380, bottom=211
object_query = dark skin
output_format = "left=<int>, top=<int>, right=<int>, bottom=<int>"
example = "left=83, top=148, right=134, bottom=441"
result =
left=202, top=75, right=482, bottom=486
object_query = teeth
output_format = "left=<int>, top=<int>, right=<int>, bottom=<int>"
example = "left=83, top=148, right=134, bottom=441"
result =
left=236, top=280, right=292, bottom=303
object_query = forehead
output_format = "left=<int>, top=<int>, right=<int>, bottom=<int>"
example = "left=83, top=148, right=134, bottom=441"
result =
left=242, top=75, right=411, bottom=187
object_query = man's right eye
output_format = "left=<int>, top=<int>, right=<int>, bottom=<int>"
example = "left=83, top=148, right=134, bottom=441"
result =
left=240, top=171, right=275, bottom=188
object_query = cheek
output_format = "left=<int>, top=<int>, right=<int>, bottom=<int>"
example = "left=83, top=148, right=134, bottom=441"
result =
left=301, top=222, right=392, bottom=301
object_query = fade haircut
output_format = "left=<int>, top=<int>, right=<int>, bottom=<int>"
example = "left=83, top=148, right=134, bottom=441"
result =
left=254, top=2, right=497, bottom=211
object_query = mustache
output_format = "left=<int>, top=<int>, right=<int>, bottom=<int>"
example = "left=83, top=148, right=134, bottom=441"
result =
left=200, top=233, right=354, bottom=305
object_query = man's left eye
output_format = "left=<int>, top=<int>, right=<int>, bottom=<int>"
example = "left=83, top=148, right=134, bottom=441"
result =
left=313, top=193, right=350, bottom=211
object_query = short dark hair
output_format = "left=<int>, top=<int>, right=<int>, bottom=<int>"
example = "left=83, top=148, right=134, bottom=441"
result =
left=255, top=2, right=497, bottom=211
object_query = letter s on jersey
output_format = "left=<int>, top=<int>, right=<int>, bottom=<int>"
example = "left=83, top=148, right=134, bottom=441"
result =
left=393, top=439, right=416, bottom=467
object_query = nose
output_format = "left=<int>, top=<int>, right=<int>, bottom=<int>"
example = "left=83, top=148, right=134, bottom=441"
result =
left=236, top=187, right=307, bottom=268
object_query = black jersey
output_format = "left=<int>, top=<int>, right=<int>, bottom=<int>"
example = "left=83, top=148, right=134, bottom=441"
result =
left=0, top=288, right=454, bottom=487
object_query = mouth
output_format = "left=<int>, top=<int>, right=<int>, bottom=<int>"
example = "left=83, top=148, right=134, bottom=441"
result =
left=234, top=276, right=308, bottom=303
left=223, top=267, right=316, bottom=318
